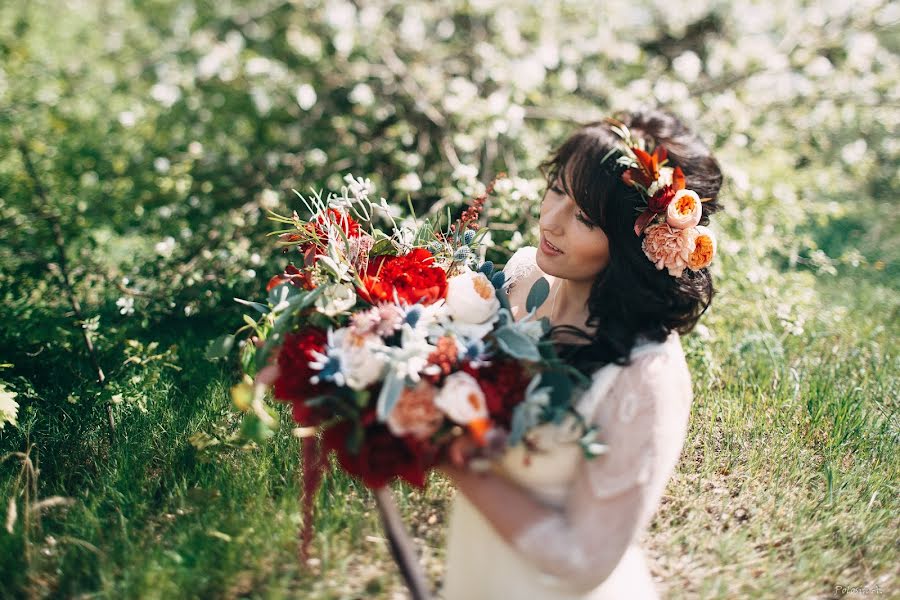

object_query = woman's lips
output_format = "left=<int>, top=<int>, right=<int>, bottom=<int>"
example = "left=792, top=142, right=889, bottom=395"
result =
left=540, top=235, right=564, bottom=256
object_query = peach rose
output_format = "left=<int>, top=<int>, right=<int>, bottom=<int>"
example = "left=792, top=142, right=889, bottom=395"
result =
left=386, top=380, right=445, bottom=440
left=666, top=189, right=702, bottom=230
left=433, top=371, right=492, bottom=445
left=642, top=223, right=696, bottom=277
left=434, top=372, right=488, bottom=424
left=688, top=225, right=717, bottom=270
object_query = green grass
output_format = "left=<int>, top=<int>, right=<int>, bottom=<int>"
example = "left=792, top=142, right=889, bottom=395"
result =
left=1, top=264, right=897, bottom=599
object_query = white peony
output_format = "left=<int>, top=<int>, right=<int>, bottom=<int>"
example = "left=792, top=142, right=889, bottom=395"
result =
left=445, top=270, right=500, bottom=325
left=336, top=329, right=386, bottom=390
left=310, top=328, right=386, bottom=390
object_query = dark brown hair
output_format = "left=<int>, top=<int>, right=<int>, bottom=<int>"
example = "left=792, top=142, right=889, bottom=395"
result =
left=540, top=108, right=724, bottom=373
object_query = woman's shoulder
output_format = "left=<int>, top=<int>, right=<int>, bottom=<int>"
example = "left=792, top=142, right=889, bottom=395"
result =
left=619, top=331, right=692, bottom=406
left=584, top=332, right=690, bottom=408
left=630, top=330, right=685, bottom=363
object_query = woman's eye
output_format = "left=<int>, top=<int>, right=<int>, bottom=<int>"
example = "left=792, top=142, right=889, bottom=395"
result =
left=576, top=212, right=595, bottom=228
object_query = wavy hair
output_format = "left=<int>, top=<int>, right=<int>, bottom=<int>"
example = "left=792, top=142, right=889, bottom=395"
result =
left=540, top=108, right=724, bottom=373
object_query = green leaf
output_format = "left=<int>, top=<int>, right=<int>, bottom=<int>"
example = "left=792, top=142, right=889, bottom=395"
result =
left=496, top=287, right=511, bottom=311
left=493, top=326, right=541, bottom=361
left=205, top=335, right=235, bottom=360
left=526, top=277, right=550, bottom=313
left=371, top=238, right=398, bottom=256
left=240, top=412, right=276, bottom=442
left=539, top=370, right=575, bottom=408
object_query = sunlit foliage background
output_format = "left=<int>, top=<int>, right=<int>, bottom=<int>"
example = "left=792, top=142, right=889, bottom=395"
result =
left=1, top=0, right=897, bottom=598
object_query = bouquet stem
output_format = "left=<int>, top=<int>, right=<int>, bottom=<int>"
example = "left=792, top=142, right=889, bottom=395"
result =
left=373, top=486, right=432, bottom=600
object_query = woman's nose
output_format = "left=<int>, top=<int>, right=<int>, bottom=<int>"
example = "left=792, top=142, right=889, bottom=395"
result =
left=541, top=200, right=566, bottom=235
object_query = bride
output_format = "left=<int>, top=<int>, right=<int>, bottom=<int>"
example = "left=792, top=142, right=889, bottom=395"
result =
left=439, top=109, right=724, bottom=599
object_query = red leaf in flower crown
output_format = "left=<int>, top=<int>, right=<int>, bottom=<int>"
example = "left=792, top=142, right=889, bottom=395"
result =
left=358, top=248, right=448, bottom=306
left=633, top=210, right=656, bottom=237
left=323, top=418, right=432, bottom=489
left=648, top=185, right=677, bottom=214
left=625, top=144, right=669, bottom=189
left=654, top=144, right=668, bottom=166
left=672, top=166, right=686, bottom=191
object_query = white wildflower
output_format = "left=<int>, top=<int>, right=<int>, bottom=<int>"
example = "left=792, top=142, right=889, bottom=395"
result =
left=116, top=296, right=135, bottom=316
left=0, top=384, right=18, bottom=430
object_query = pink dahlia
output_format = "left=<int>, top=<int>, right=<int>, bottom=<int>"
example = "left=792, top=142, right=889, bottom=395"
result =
left=642, top=223, right=696, bottom=277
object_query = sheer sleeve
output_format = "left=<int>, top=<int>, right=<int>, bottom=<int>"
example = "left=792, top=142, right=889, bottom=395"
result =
left=509, top=343, right=693, bottom=593
left=501, top=246, right=539, bottom=293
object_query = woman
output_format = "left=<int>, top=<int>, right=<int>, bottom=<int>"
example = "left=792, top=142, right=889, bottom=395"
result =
left=440, top=109, right=724, bottom=599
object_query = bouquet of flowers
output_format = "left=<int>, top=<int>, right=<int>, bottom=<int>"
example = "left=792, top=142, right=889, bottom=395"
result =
left=218, top=173, right=593, bottom=591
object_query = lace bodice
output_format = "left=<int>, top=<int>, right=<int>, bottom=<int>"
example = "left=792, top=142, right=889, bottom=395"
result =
left=487, top=246, right=694, bottom=593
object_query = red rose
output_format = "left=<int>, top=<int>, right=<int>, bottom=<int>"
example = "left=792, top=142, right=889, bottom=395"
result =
left=323, top=418, right=433, bottom=489
left=462, top=360, right=529, bottom=428
left=273, top=328, right=330, bottom=425
left=358, top=248, right=448, bottom=306
left=318, top=208, right=361, bottom=239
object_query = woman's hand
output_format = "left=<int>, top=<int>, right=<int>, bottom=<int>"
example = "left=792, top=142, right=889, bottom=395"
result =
left=443, top=433, right=482, bottom=470
left=440, top=427, right=510, bottom=474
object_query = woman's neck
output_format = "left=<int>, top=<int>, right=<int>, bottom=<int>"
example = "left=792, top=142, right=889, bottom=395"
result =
left=548, top=276, right=594, bottom=331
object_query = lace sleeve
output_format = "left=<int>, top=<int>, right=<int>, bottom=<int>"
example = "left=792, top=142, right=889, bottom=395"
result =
left=501, top=246, right=538, bottom=292
left=510, top=345, right=693, bottom=593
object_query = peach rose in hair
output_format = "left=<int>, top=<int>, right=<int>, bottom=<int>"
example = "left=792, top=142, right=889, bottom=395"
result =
left=666, top=189, right=702, bottom=230
left=642, top=223, right=696, bottom=278
left=688, top=225, right=717, bottom=270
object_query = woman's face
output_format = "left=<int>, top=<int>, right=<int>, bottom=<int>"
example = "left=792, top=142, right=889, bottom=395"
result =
left=536, top=175, right=610, bottom=282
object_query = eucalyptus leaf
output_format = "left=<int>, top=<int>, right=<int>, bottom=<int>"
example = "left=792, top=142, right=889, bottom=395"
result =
left=493, top=326, right=541, bottom=361
left=376, top=370, right=406, bottom=421
left=234, top=298, right=269, bottom=315
left=526, top=277, right=550, bottom=312
left=255, top=331, right=284, bottom=370
left=267, top=282, right=299, bottom=307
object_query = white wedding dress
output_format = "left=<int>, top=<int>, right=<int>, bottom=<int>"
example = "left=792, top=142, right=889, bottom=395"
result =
left=442, top=247, right=694, bottom=599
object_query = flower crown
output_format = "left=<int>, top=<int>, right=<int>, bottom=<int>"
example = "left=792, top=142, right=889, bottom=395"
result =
left=603, top=119, right=717, bottom=278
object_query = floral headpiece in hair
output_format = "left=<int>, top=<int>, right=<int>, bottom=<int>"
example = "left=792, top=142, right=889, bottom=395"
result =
left=603, top=119, right=717, bottom=278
